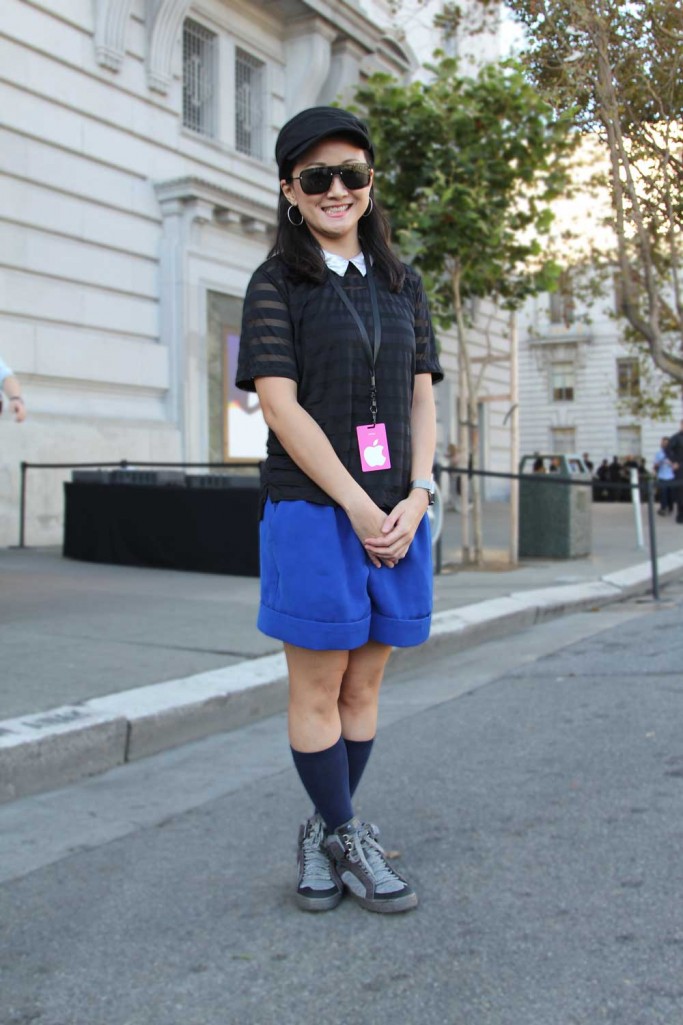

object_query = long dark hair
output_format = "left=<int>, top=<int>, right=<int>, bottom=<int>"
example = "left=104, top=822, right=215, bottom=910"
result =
left=269, top=153, right=405, bottom=292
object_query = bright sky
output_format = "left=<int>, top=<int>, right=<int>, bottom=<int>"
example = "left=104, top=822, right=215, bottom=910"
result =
left=499, top=8, right=527, bottom=56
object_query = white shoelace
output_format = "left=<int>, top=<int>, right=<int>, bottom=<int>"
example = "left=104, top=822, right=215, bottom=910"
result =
left=359, top=828, right=403, bottom=889
left=342, top=824, right=403, bottom=892
left=301, top=818, right=335, bottom=887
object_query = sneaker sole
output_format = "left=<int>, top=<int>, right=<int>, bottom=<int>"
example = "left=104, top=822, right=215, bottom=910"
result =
left=350, top=890, right=418, bottom=914
left=295, top=890, right=344, bottom=912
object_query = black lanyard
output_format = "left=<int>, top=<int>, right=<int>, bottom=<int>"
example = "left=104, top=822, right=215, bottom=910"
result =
left=327, top=257, right=382, bottom=425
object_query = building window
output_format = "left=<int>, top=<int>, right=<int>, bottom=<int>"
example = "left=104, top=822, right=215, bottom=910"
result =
left=617, top=425, right=641, bottom=457
left=551, top=427, right=576, bottom=454
left=617, top=358, right=640, bottom=398
left=182, top=19, right=217, bottom=137
left=235, top=48, right=264, bottom=159
left=551, top=362, right=575, bottom=402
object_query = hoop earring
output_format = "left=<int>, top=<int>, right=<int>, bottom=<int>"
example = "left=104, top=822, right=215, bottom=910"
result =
left=362, top=197, right=374, bottom=218
left=287, top=205, right=304, bottom=226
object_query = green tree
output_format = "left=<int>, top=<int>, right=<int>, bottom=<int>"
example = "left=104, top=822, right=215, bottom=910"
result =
left=501, top=0, right=683, bottom=415
left=354, top=55, right=575, bottom=563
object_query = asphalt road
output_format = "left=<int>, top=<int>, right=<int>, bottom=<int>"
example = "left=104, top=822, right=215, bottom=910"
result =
left=1, top=584, right=683, bottom=1025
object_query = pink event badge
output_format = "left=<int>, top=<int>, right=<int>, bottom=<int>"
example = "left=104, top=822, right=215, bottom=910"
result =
left=356, top=423, right=392, bottom=472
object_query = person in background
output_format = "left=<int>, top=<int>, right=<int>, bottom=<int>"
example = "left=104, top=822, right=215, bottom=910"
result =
left=236, top=106, right=442, bottom=914
left=622, top=454, right=642, bottom=504
left=654, top=436, right=675, bottom=516
left=0, top=355, right=26, bottom=422
left=582, top=452, right=594, bottom=473
left=665, top=421, right=683, bottom=524
left=532, top=455, right=546, bottom=473
left=608, top=455, right=623, bottom=500
left=593, top=457, right=610, bottom=501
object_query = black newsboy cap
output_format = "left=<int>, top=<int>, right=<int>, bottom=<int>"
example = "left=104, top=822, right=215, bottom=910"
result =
left=275, top=106, right=374, bottom=178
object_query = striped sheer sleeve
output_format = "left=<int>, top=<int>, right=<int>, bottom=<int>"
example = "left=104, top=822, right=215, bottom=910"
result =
left=411, top=269, right=443, bottom=383
left=236, top=264, right=298, bottom=393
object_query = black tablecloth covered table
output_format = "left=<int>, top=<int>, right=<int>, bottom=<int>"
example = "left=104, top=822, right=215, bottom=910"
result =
left=63, top=482, right=260, bottom=577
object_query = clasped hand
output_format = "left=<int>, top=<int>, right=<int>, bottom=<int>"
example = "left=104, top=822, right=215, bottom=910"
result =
left=359, top=493, right=429, bottom=568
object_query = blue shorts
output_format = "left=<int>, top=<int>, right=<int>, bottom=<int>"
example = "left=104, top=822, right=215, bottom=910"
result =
left=258, top=498, right=433, bottom=651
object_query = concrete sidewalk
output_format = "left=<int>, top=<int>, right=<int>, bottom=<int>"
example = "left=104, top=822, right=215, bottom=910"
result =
left=2, top=500, right=683, bottom=803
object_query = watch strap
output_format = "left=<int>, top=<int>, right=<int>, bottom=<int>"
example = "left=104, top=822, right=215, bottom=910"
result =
left=410, top=479, right=435, bottom=504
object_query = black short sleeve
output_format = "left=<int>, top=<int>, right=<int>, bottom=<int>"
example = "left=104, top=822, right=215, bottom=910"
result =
left=409, top=268, right=443, bottom=383
left=236, top=264, right=298, bottom=393
left=234, top=255, right=442, bottom=511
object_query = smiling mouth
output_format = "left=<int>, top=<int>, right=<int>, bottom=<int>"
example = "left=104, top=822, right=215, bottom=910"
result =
left=323, top=204, right=352, bottom=217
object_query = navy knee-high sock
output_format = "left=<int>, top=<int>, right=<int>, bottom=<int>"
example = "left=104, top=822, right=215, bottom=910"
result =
left=344, top=737, right=375, bottom=798
left=290, top=736, right=353, bottom=832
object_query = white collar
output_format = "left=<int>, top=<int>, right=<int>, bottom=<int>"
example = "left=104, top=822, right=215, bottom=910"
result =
left=322, top=249, right=367, bottom=277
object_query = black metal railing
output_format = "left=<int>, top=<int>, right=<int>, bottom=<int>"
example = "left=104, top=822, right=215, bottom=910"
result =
left=434, top=464, right=673, bottom=601
left=16, top=459, right=261, bottom=548
left=15, top=458, right=677, bottom=602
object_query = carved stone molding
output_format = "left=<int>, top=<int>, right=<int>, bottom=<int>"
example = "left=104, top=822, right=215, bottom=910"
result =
left=94, top=0, right=135, bottom=72
left=369, top=33, right=415, bottom=78
left=155, top=176, right=277, bottom=233
left=146, top=0, right=192, bottom=94
left=530, top=337, right=591, bottom=375
left=319, top=36, right=367, bottom=106
left=94, top=0, right=414, bottom=107
left=283, top=16, right=337, bottom=115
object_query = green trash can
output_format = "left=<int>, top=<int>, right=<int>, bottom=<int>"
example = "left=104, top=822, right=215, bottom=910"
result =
left=518, top=454, right=592, bottom=558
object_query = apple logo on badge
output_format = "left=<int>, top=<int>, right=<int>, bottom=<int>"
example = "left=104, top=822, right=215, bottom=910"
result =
left=357, top=423, right=391, bottom=471
left=364, top=438, right=386, bottom=467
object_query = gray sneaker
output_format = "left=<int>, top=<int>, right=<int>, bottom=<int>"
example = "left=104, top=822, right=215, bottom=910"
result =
left=296, top=813, right=343, bottom=912
left=324, top=817, right=418, bottom=914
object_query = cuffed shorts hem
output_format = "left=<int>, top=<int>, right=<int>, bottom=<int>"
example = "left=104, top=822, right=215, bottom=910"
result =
left=258, top=498, right=433, bottom=653
left=370, top=612, right=432, bottom=648
left=258, top=605, right=371, bottom=652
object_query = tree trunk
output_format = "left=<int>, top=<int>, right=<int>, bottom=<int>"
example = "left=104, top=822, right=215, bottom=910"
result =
left=452, top=265, right=484, bottom=565
left=508, top=310, right=520, bottom=566
left=591, top=8, right=683, bottom=381
left=458, top=369, right=471, bottom=563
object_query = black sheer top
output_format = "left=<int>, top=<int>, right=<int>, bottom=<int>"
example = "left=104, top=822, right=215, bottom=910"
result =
left=236, top=256, right=442, bottom=511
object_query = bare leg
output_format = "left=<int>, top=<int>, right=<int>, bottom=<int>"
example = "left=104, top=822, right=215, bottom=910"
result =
left=285, top=643, right=349, bottom=752
left=338, top=640, right=392, bottom=741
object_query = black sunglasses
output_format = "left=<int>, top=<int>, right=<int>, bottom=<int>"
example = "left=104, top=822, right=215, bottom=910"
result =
left=288, top=162, right=372, bottom=195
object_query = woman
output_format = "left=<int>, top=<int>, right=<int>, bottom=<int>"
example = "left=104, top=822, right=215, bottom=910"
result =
left=236, top=106, right=442, bottom=914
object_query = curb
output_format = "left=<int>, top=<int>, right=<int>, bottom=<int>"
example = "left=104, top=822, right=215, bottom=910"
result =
left=2, top=552, right=683, bottom=805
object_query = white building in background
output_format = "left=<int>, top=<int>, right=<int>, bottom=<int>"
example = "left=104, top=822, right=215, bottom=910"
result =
left=518, top=275, right=680, bottom=470
left=517, top=127, right=682, bottom=474
left=0, top=0, right=513, bottom=547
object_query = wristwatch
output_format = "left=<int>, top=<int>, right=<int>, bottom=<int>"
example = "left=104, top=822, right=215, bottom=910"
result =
left=409, top=478, right=435, bottom=505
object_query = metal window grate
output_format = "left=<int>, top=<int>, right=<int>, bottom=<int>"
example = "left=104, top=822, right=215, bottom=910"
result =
left=182, top=19, right=217, bottom=137
left=551, top=361, right=575, bottom=402
left=617, top=358, right=640, bottom=398
left=235, top=48, right=264, bottom=159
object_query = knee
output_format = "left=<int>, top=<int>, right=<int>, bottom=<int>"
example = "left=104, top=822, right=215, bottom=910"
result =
left=290, top=673, right=342, bottom=719
left=338, top=675, right=380, bottom=715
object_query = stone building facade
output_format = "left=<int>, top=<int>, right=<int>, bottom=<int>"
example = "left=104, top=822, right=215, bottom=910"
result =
left=518, top=279, right=681, bottom=472
left=0, top=0, right=514, bottom=545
